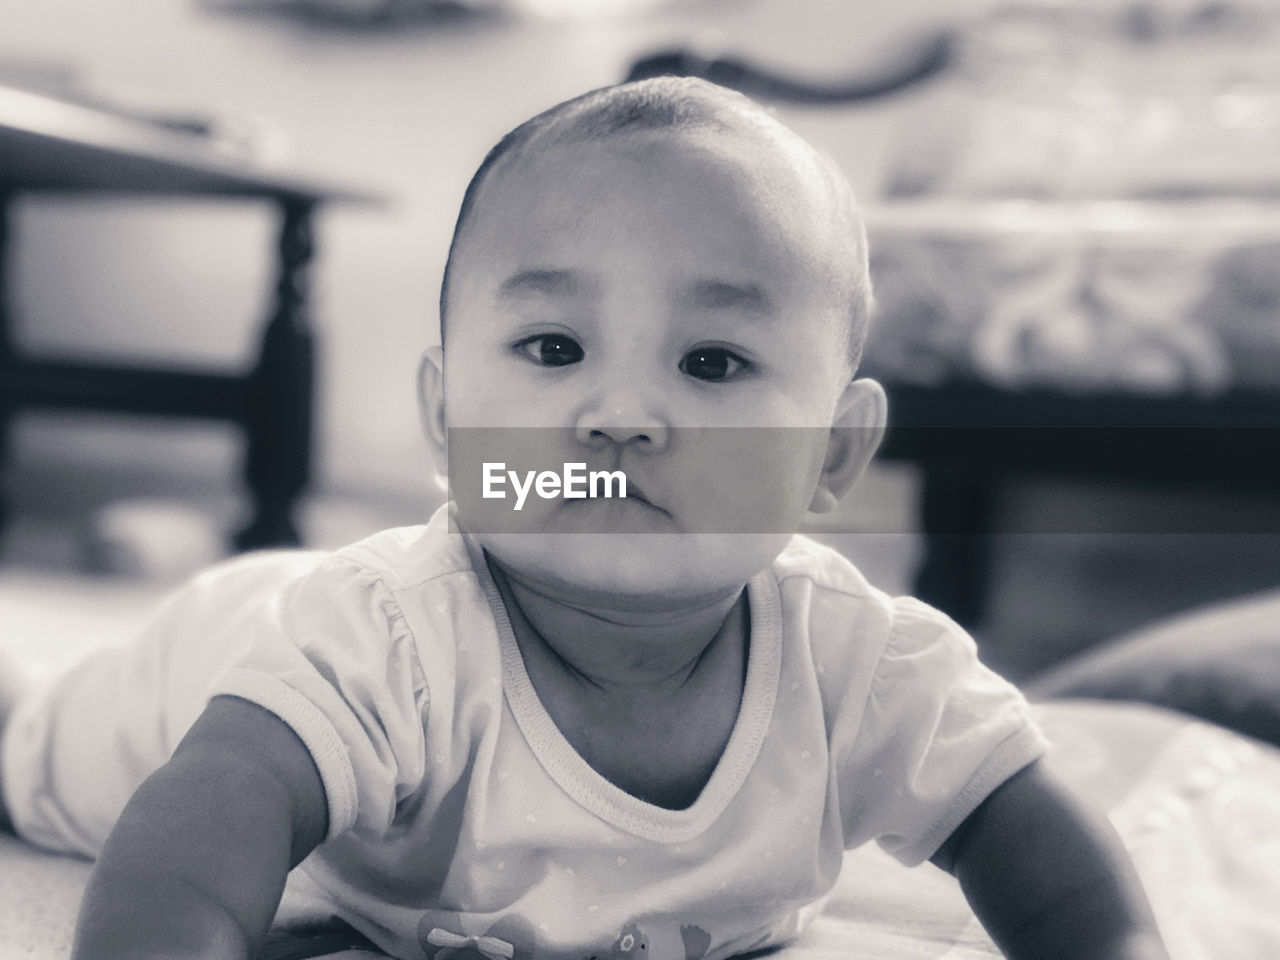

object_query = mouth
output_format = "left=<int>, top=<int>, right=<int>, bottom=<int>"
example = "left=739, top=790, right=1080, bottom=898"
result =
left=617, top=481, right=676, bottom=521
left=624, top=483, right=658, bottom=511
left=557, top=477, right=674, bottom=530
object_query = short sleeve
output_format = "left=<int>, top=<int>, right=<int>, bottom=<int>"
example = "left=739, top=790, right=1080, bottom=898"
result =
left=835, top=596, right=1048, bottom=866
left=210, top=555, right=429, bottom=842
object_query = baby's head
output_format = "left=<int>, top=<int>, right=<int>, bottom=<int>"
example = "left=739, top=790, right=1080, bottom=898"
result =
left=420, top=77, right=886, bottom=608
left=438, top=77, right=873, bottom=371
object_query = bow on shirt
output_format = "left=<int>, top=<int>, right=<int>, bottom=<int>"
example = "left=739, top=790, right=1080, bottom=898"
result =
left=426, top=927, right=517, bottom=960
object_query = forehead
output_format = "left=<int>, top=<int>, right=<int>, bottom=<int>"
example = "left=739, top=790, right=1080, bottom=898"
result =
left=454, top=126, right=848, bottom=299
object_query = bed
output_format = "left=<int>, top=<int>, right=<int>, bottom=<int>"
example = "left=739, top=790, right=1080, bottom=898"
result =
left=3, top=574, right=1280, bottom=959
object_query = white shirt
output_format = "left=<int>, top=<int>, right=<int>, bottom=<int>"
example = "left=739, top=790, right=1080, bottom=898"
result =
left=212, top=509, right=1047, bottom=960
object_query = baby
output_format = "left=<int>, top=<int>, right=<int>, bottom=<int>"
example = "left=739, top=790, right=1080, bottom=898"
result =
left=0, top=78, right=1167, bottom=960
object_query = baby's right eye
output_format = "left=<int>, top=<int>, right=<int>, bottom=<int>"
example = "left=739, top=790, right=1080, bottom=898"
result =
left=513, top=333, right=584, bottom=367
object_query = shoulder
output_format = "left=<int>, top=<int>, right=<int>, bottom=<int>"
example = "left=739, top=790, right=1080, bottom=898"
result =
left=177, top=508, right=479, bottom=663
left=322, top=506, right=474, bottom=592
left=769, top=534, right=981, bottom=711
left=770, top=533, right=957, bottom=652
left=254, top=507, right=478, bottom=625
left=771, top=533, right=884, bottom=598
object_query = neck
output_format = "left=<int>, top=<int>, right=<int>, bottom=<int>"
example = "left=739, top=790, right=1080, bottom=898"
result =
left=485, top=554, right=746, bottom=694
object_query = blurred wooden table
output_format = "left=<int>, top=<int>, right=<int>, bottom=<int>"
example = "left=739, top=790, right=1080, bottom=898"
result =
left=875, top=378, right=1280, bottom=627
left=0, top=84, right=378, bottom=548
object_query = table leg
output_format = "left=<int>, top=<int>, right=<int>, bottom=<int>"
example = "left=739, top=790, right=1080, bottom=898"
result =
left=235, top=200, right=316, bottom=550
left=912, top=465, right=997, bottom=628
left=0, top=194, right=13, bottom=534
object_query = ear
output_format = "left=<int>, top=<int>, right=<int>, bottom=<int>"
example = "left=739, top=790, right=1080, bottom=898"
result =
left=808, top=378, right=887, bottom=514
left=418, top=345, right=448, bottom=483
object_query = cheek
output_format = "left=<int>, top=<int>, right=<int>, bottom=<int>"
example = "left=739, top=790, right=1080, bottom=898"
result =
left=671, top=429, right=827, bottom=532
left=447, top=426, right=584, bottom=535
left=444, top=363, right=549, bottom=429
left=445, top=354, right=509, bottom=408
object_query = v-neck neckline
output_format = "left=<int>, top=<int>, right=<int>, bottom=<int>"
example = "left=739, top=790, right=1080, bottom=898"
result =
left=464, top=536, right=783, bottom=844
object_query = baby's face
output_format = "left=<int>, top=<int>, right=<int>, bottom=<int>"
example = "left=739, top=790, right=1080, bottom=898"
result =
left=435, top=129, right=865, bottom=607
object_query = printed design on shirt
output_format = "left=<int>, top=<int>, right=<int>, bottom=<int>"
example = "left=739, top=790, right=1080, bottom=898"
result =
left=587, top=922, right=647, bottom=959
left=678, top=924, right=712, bottom=960
left=419, top=912, right=537, bottom=960
left=418, top=913, right=711, bottom=960
left=585, top=921, right=711, bottom=960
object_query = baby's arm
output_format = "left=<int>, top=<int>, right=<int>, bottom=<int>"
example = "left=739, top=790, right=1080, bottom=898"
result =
left=931, top=759, right=1168, bottom=960
left=73, top=696, right=328, bottom=960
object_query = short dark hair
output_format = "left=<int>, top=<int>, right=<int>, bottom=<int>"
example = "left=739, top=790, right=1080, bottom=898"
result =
left=438, top=77, right=871, bottom=368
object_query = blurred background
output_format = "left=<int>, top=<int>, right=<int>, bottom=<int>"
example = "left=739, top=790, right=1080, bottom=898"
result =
left=3, top=0, right=1280, bottom=681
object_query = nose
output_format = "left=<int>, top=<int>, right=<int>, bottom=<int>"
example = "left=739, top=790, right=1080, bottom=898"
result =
left=573, top=374, right=671, bottom=452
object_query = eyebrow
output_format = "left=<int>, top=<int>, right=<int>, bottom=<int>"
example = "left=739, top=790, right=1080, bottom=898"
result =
left=496, top=270, right=773, bottom=316
left=497, top=269, right=586, bottom=299
left=687, top=279, right=772, bottom=315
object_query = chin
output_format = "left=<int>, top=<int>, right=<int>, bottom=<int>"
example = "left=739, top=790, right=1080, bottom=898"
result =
left=480, top=531, right=793, bottom=610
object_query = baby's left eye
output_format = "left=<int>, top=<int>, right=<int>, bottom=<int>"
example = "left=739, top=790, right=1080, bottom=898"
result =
left=680, top=346, right=750, bottom=382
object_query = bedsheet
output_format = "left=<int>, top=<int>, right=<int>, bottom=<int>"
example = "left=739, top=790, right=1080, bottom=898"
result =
left=2, top=700, right=1277, bottom=959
